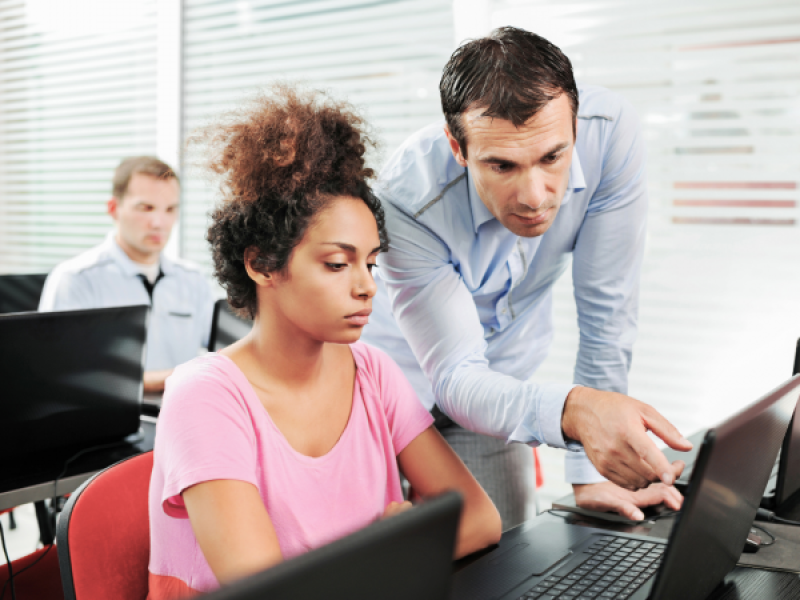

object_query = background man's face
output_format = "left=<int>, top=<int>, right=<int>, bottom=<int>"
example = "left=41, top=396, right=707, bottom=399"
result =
left=446, top=94, right=575, bottom=238
left=108, top=173, right=180, bottom=263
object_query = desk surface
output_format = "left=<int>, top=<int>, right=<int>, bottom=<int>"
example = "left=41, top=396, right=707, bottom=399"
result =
left=470, top=499, right=800, bottom=600
left=0, top=415, right=156, bottom=512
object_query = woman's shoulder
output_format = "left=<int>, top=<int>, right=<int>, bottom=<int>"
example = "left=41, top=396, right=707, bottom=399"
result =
left=350, top=341, right=413, bottom=401
left=169, top=353, right=241, bottom=386
left=349, top=341, right=396, bottom=377
left=163, top=353, right=250, bottom=413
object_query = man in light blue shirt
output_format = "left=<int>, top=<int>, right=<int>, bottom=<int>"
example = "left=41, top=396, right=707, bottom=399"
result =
left=39, top=156, right=215, bottom=393
left=362, top=27, right=691, bottom=526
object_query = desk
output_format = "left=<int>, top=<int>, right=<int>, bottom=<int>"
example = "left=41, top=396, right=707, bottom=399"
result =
left=0, top=415, right=156, bottom=543
left=455, top=497, right=800, bottom=600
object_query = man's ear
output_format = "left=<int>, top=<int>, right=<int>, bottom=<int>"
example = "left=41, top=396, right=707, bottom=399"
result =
left=107, top=197, right=119, bottom=221
left=443, top=124, right=468, bottom=168
left=244, top=247, right=273, bottom=287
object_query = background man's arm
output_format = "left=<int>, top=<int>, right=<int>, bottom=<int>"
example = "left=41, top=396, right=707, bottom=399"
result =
left=38, top=269, right=95, bottom=312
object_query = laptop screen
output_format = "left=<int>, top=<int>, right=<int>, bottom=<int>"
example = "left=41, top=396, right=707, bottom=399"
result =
left=0, top=305, right=148, bottom=458
left=651, top=375, right=800, bottom=600
left=776, top=407, right=800, bottom=508
left=199, top=492, right=462, bottom=600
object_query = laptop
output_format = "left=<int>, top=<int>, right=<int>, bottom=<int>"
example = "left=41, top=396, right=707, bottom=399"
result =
left=199, top=491, right=462, bottom=600
left=0, top=305, right=148, bottom=460
left=0, top=273, right=48, bottom=313
left=207, top=298, right=252, bottom=352
left=450, top=374, right=800, bottom=600
left=669, top=340, right=800, bottom=510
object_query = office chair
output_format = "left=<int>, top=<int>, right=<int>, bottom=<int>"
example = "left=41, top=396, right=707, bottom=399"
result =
left=0, top=273, right=48, bottom=314
left=208, top=298, right=252, bottom=352
left=56, top=451, right=153, bottom=600
left=0, top=545, right=64, bottom=600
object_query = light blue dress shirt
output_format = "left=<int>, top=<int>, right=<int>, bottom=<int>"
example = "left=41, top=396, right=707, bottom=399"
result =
left=39, top=232, right=216, bottom=372
left=360, top=84, right=648, bottom=483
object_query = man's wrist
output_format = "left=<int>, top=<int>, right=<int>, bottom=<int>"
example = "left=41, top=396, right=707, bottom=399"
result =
left=561, top=385, right=587, bottom=442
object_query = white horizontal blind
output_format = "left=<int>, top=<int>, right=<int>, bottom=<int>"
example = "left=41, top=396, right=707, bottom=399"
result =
left=0, top=0, right=159, bottom=274
left=486, top=1, right=800, bottom=437
left=181, top=0, right=454, bottom=272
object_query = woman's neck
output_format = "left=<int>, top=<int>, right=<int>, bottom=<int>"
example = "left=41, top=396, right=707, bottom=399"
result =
left=244, top=312, right=329, bottom=389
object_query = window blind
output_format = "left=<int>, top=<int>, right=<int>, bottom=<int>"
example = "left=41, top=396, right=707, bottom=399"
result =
left=0, top=0, right=159, bottom=274
left=180, top=0, right=454, bottom=272
left=485, top=1, right=800, bottom=437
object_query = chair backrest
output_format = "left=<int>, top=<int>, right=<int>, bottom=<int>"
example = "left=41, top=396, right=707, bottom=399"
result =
left=208, top=298, right=252, bottom=352
left=56, top=451, right=154, bottom=600
left=0, top=273, right=47, bottom=314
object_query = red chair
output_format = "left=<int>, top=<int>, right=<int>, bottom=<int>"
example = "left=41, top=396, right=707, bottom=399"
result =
left=56, top=451, right=153, bottom=600
left=0, top=545, right=64, bottom=600
left=533, top=447, right=544, bottom=489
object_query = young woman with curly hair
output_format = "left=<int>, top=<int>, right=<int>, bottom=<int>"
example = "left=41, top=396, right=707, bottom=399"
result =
left=146, top=86, right=501, bottom=599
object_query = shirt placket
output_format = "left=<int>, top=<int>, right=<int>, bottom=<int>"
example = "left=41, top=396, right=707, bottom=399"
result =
left=499, top=239, right=527, bottom=327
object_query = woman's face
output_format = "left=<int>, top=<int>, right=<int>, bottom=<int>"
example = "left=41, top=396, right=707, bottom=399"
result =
left=267, top=196, right=382, bottom=345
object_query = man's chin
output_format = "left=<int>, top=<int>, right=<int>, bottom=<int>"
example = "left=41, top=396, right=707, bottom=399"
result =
left=136, top=243, right=166, bottom=258
left=503, top=218, right=554, bottom=238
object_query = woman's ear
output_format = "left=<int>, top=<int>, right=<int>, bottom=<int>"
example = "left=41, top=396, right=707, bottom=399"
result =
left=244, top=247, right=273, bottom=287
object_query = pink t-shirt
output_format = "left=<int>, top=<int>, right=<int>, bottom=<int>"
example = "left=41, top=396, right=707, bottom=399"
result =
left=147, top=342, right=433, bottom=599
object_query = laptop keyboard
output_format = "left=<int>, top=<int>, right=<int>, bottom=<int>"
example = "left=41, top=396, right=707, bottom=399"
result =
left=516, top=536, right=664, bottom=600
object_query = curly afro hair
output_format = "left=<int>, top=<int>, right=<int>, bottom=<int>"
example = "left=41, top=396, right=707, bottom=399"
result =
left=199, top=85, right=388, bottom=319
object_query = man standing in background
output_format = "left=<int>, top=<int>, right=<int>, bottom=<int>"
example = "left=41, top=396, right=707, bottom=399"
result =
left=362, top=27, right=690, bottom=527
left=40, top=156, right=215, bottom=392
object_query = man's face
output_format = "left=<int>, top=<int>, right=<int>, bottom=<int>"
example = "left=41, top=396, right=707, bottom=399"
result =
left=108, top=173, right=180, bottom=263
left=445, top=94, right=575, bottom=238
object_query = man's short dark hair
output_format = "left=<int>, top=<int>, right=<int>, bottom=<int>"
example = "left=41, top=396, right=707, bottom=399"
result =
left=440, top=27, right=579, bottom=157
left=112, top=156, right=179, bottom=199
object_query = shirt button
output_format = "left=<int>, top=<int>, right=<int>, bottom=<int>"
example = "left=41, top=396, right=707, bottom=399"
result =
left=501, top=308, right=507, bottom=315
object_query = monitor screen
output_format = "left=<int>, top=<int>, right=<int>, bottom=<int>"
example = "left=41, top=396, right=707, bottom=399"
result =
left=0, top=305, right=148, bottom=458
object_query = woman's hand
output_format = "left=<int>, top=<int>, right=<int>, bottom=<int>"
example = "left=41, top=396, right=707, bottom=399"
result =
left=382, top=500, right=413, bottom=519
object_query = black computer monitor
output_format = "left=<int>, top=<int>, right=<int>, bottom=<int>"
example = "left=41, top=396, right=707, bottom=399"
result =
left=0, top=273, right=48, bottom=313
left=0, top=305, right=148, bottom=459
left=651, top=374, right=800, bottom=600
left=200, top=492, right=462, bottom=600
left=208, top=298, right=252, bottom=352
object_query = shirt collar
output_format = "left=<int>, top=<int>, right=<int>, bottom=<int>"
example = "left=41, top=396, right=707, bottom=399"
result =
left=467, top=147, right=587, bottom=235
left=467, top=169, right=496, bottom=234
left=103, top=231, right=172, bottom=277
left=565, top=146, right=586, bottom=199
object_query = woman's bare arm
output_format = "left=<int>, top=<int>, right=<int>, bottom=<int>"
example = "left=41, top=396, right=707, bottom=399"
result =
left=398, top=427, right=502, bottom=558
left=183, top=480, right=283, bottom=584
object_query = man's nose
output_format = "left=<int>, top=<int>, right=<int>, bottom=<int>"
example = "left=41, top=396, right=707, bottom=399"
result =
left=518, top=169, right=547, bottom=210
left=149, top=212, right=164, bottom=228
